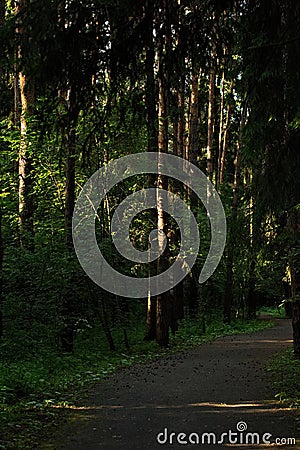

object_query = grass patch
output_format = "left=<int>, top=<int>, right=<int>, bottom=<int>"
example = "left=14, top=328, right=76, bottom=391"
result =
left=0, top=316, right=273, bottom=449
left=258, top=305, right=286, bottom=318
left=268, top=348, right=300, bottom=408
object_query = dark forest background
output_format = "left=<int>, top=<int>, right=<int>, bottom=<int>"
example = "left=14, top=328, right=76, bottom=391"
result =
left=0, top=1, right=300, bottom=447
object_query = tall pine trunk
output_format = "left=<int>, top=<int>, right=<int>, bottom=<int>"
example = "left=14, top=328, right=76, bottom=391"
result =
left=17, top=1, right=35, bottom=251
left=171, top=3, right=186, bottom=325
left=144, top=0, right=157, bottom=341
left=155, top=0, right=171, bottom=348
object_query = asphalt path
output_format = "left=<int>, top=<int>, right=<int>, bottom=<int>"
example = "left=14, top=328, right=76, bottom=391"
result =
left=44, top=318, right=299, bottom=449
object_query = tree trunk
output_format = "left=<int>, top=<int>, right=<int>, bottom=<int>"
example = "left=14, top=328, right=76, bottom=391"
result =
left=155, top=0, right=171, bottom=348
left=172, top=67, right=185, bottom=327
left=247, top=258, right=256, bottom=319
left=246, top=174, right=257, bottom=320
left=64, top=121, right=76, bottom=250
left=177, top=76, right=185, bottom=159
left=0, top=209, right=3, bottom=338
left=188, top=67, right=200, bottom=318
left=0, top=0, right=4, bottom=337
left=144, top=0, right=157, bottom=341
left=207, top=28, right=216, bottom=181
left=219, top=81, right=233, bottom=185
left=288, top=209, right=300, bottom=358
left=223, top=104, right=247, bottom=324
left=17, top=0, right=35, bottom=251
left=292, top=301, right=300, bottom=358
left=60, top=87, right=79, bottom=352
left=169, top=5, right=186, bottom=328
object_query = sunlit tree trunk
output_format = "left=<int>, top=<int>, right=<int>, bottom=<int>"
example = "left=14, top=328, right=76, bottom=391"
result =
left=145, top=0, right=157, bottom=341
left=17, top=0, right=35, bottom=251
left=155, top=0, right=171, bottom=348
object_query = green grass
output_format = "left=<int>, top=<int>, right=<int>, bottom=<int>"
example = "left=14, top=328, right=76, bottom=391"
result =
left=268, top=348, right=300, bottom=408
left=0, top=315, right=274, bottom=449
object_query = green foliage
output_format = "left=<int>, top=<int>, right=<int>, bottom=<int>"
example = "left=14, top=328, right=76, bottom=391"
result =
left=258, top=306, right=286, bottom=318
left=268, top=349, right=300, bottom=408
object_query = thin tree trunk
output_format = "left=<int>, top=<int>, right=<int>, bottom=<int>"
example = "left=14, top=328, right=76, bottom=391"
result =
left=245, top=172, right=257, bottom=319
left=0, top=0, right=5, bottom=337
left=247, top=257, right=256, bottom=319
left=171, top=3, right=185, bottom=324
left=188, top=66, right=200, bottom=317
left=144, top=0, right=157, bottom=341
left=217, top=69, right=225, bottom=186
left=64, top=122, right=76, bottom=250
left=60, top=88, right=79, bottom=352
left=288, top=209, right=300, bottom=358
left=223, top=104, right=247, bottom=324
left=177, top=76, right=185, bottom=159
left=219, top=81, right=233, bottom=185
left=207, top=27, right=217, bottom=181
left=0, top=209, right=3, bottom=338
left=89, top=284, right=116, bottom=352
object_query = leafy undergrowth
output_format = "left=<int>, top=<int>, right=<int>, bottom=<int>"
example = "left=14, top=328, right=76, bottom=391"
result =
left=0, top=316, right=273, bottom=449
left=268, top=348, right=300, bottom=408
left=259, top=305, right=287, bottom=318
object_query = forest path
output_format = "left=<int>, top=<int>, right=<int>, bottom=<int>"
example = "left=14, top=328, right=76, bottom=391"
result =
left=45, top=318, right=299, bottom=449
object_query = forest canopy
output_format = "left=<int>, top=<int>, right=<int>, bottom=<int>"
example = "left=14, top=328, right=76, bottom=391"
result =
left=0, top=0, right=300, bottom=372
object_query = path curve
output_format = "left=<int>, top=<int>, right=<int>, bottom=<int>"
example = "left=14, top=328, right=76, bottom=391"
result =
left=46, top=318, right=299, bottom=449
